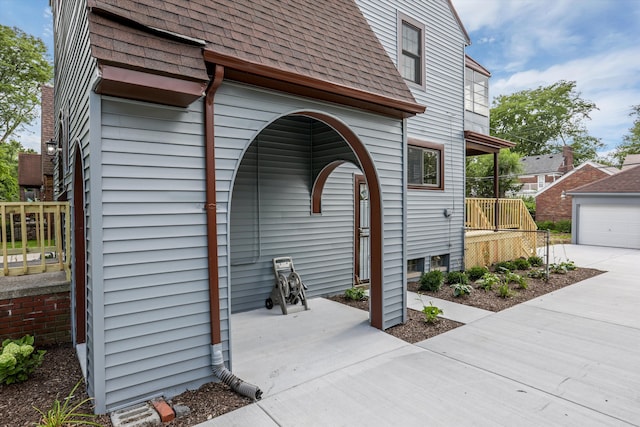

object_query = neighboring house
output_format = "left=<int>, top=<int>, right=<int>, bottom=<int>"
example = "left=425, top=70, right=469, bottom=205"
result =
left=517, top=146, right=574, bottom=196
left=40, top=85, right=55, bottom=201
left=17, top=153, right=42, bottom=201
left=51, top=0, right=500, bottom=413
left=535, top=161, right=618, bottom=222
left=568, top=164, right=640, bottom=249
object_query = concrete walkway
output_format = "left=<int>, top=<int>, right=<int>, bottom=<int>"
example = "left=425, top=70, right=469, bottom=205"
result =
left=198, top=245, right=640, bottom=426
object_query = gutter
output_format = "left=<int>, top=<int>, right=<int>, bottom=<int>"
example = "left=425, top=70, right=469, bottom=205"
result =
left=204, top=64, right=262, bottom=401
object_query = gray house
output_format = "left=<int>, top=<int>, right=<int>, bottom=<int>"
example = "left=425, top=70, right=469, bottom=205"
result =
left=51, top=0, right=478, bottom=413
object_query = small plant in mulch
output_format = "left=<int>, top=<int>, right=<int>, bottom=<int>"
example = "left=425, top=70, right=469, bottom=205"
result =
left=419, top=270, right=444, bottom=292
left=527, top=269, right=547, bottom=280
left=475, top=272, right=501, bottom=291
left=504, top=271, right=528, bottom=289
left=446, top=271, right=469, bottom=285
left=466, top=266, right=489, bottom=281
left=450, top=282, right=473, bottom=297
left=33, top=380, right=101, bottom=427
left=421, top=302, right=443, bottom=323
left=512, top=257, right=531, bottom=270
left=497, top=284, right=515, bottom=298
left=344, top=287, right=367, bottom=301
left=528, top=255, right=544, bottom=267
left=493, top=260, right=516, bottom=272
left=550, top=260, right=577, bottom=274
left=0, top=335, right=46, bottom=385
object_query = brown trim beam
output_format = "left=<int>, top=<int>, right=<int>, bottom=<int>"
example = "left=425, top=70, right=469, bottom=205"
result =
left=311, top=160, right=347, bottom=214
left=95, top=64, right=207, bottom=107
left=203, top=50, right=425, bottom=119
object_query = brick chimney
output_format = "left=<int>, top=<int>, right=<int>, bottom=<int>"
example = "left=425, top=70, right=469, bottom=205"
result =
left=40, top=85, right=55, bottom=201
left=560, top=145, right=574, bottom=173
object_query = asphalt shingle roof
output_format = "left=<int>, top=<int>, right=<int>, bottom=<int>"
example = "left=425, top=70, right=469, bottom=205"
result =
left=570, top=164, right=640, bottom=194
left=520, top=154, right=565, bottom=175
left=86, top=0, right=417, bottom=107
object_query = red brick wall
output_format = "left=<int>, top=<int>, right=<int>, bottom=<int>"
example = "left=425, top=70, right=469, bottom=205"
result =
left=0, top=292, right=71, bottom=346
left=535, top=165, right=609, bottom=222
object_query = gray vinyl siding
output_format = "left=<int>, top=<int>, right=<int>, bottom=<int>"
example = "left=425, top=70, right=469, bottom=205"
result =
left=229, top=117, right=360, bottom=313
left=357, top=0, right=467, bottom=272
left=216, top=82, right=406, bottom=332
left=99, top=98, right=211, bottom=410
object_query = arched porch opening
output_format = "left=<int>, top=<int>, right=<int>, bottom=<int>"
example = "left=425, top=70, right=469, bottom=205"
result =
left=229, top=112, right=383, bottom=328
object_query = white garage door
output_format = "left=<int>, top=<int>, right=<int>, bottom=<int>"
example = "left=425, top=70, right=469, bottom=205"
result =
left=578, top=204, right=640, bottom=249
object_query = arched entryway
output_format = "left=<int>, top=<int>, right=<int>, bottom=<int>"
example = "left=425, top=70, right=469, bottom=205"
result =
left=72, top=148, right=86, bottom=344
left=228, top=111, right=383, bottom=328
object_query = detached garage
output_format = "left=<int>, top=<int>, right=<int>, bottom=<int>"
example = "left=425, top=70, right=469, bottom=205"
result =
left=569, top=165, right=640, bottom=249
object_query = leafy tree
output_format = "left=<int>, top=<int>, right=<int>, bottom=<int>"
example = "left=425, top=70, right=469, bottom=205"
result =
left=0, top=140, right=35, bottom=201
left=612, top=105, right=640, bottom=166
left=0, top=25, right=53, bottom=144
left=490, top=81, right=602, bottom=164
left=466, top=149, right=523, bottom=198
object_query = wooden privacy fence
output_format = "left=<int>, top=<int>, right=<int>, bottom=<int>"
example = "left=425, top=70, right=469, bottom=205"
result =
left=0, top=202, right=70, bottom=277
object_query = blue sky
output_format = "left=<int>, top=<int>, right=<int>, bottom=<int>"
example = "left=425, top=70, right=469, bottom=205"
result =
left=1, top=0, right=53, bottom=152
left=2, top=0, right=639, bottom=156
left=453, top=0, right=640, bottom=156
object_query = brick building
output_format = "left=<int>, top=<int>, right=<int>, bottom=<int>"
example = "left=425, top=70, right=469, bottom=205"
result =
left=535, top=161, right=617, bottom=221
left=40, top=84, right=55, bottom=201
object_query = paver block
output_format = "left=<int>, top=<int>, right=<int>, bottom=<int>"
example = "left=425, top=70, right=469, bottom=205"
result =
left=110, top=402, right=160, bottom=427
left=152, top=398, right=175, bottom=423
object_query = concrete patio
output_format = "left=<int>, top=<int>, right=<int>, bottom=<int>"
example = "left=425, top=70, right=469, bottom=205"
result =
left=199, top=245, right=640, bottom=426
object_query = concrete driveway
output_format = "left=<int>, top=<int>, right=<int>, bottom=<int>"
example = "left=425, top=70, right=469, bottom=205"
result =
left=199, top=245, right=640, bottom=426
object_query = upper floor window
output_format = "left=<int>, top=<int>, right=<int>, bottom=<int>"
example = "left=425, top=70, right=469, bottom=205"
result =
left=465, top=68, right=489, bottom=116
left=397, top=13, right=425, bottom=88
left=408, top=139, right=444, bottom=190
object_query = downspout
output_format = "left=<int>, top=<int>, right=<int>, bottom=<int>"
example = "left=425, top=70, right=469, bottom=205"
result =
left=204, top=64, right=262, bottom=401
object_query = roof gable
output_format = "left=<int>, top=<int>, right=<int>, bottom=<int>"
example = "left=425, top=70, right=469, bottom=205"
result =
left=569, top=164, right=640, bottom=194
left=86, top=0, right=422, bottom=116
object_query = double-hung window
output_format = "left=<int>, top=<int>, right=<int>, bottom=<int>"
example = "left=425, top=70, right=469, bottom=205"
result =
left=398, top=13, right=425, bottom=88
left=408, top=139, right=444, bottom=190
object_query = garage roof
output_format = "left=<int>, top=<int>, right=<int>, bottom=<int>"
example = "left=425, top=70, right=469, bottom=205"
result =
left=569, top=164, right=640, bottom=194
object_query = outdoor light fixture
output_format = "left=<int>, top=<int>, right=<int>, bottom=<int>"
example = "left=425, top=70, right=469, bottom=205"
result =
left=561, top=190, right=566, bottom=200
left=46, top=138, right=61, bottom=156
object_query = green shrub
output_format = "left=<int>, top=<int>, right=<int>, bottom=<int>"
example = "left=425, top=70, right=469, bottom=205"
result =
left=528, top=255, right=543, bottom=267
left=512, top=258, right=531, bottom=270
left=422, top=302, right=443, bottom=323
left=522, top=196, right=536, bottom=219
left=0, top=335, right=46, bottom=385
left=445, top=271, right=469, bottom=285
left=419, top=270, right=444, bottom=292
left=494, top=260, right=516, bottom=272
left=466, top=266, right=489, bottom=281
left=536, top=220, right=555, bottom=231
left=497, top=284, right=514, bottom=298
left=344, top=287, right=366, bottom=301
left=555, top=220, right=572, bottom=233
left=450, top=283, right=473, bottom=297
left=476, top=272, right=501, bottom=291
